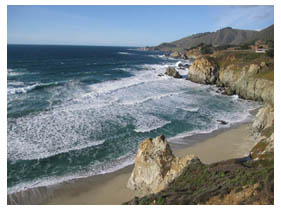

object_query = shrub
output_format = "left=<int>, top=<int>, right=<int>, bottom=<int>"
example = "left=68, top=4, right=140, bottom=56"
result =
left=266, top=49, right=274, bottom=58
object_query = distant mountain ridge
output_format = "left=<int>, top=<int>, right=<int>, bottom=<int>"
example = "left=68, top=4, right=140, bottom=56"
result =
left=153, top=24, right=274, bottom=51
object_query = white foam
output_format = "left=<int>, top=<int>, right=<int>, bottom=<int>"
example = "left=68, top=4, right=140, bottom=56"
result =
left=231, top=94, right=239, bottom=100
left=117, top=52, right=133, bottom=55
left=8, top=60, right=260, bottom=195
left=8, top=152, right=136, bottom=195
left=7, top=65, right=258, bottom=161
left=180, top=107, right=200, bottom=112
left=8, top=68, right=26, bottom=76
left=134, top=116, right=171, bottom=133
left=7, top=83, right=38, bottom=95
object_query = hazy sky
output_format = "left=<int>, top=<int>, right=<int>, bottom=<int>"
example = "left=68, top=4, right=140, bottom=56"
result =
left=8, top=5, right=274, bottom=46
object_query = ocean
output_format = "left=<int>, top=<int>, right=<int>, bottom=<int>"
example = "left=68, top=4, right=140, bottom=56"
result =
left=7, top=45, right=259, bottom=195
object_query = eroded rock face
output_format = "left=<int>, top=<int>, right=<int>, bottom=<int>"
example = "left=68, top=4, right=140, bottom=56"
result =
left=127, top=135, right=200, bottom=195
left=250, top=105, right=274, bottom=160
left=188, top=56, right=218, bottom=84
left=217, top=65, right=274, bottom=105
left=252, top=105, right=274, bottom=132
left=165, top=67, right=182, bottom=78
left=188, top=56, right=274, bottom=105
left=170, top=51, right=181, bottom=58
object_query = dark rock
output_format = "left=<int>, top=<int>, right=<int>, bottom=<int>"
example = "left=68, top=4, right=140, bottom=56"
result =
left=216, top=87, right=225, bottom=94
left=165, top=67, right=182, bottom=78
left=178, top=63, right=184, bottom=67
left=158, top=73, right=164, bottom=77
left=222, top=88, right=235, bottom=96
left=217, top=120, right=228, bottom=125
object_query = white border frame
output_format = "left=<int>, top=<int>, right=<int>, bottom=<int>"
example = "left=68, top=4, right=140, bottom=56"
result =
left=1, top=1, right=279, bottom=209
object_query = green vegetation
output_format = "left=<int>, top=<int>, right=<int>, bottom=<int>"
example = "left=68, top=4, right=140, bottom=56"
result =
left=261, top=126, right=274, bottom=138
left=266, top=49, right=274, bottom=58
left=125, top=157, right=274, bottom=205
left=200, top=44, right=213, bottom=54
left=213, top=50, right=274, bottom=81
left=239, top=44, right=250, bottom=50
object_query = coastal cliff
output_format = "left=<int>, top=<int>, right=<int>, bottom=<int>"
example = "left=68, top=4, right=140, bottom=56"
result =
left=188, top=51, right=274, bottom=105
left=126, top=50, right=274, bottom=205
left=188, top=56, right=218, bottom=84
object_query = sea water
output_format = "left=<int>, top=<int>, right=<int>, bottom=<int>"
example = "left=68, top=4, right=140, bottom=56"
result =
left=7, top=45, right=259, bottom=195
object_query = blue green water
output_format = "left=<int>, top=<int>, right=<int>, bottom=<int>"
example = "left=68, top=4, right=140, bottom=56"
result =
left=7, top=45, right=258, bottom=194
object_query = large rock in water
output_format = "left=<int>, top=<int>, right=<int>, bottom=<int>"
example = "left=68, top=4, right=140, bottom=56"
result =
left=127, top=135, right=200, bottom=195
left=188, top=56, right=218, bottom=84
left=170, top=51, right=181, bottom=58
left=165, top=67, right=182, bottom=78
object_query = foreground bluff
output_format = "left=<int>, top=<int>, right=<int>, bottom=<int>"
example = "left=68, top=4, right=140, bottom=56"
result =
left=127, top=135, right=200, bottom=195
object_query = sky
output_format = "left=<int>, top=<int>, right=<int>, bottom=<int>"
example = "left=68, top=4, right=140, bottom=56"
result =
left=7, top=5, right=274, bottom=47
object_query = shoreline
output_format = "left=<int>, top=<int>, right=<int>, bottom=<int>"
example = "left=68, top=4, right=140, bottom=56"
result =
left=7, top=115, right=258, bottom=205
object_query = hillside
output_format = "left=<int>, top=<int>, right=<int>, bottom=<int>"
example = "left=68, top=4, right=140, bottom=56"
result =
left=248, top=25, right=274, bottom=43
left=152, top=25, right=273, bottom=52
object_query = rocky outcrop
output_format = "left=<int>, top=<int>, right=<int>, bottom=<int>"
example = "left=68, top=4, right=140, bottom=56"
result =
left=170, top=51, right=181, bottom=58
left=188, top=56, right=218, bottom=84
left=252, top=105, right=274, bottom=132
left=250, top=105, right=274, bottom=160
left=165, top=67, right=182, bottom=78
left=127, top=135, right=200, bottom=195
left=126, top=157, right=274, bottom=205
left=217, top=64, right=274, bottom=105
left=188, top=55, right=274, bottom=105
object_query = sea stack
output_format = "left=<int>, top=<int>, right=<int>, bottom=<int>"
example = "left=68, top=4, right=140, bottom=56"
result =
left=127, top=135, right=200, bottom=195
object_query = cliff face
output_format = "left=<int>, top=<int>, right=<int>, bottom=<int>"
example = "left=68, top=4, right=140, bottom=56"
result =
left=188, top=56, right=218, bottom=84
left=250, top=105, right=274, bottom=160
left=127, top=135, right=200, bottom=195
left=218, top=64, right=274, bottom=105
left=188, top=52, right=274, bottom=105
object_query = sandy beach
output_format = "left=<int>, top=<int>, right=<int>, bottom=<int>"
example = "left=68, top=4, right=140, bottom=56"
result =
left=44, top=122, right=256, bottom=205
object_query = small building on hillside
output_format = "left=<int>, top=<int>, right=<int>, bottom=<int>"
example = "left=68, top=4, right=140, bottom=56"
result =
left=253, top=40, right=269, bottom=53
left=256, top=48, right=268, bottom=53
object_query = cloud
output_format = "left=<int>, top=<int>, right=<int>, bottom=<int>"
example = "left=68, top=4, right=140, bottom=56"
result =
left=213, top=5, right=273, bottom=30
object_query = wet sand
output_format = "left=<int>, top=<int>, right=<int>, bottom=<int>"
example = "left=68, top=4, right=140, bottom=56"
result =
left=45, top=122, right=256, bottom=205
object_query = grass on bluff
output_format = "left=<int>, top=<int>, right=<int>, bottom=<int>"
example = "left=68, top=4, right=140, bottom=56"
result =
left=213, top=50, right=274, bottom=81
left=125, top=156, right=274, bottom=205
left=255, top=68, right=274, bottom=81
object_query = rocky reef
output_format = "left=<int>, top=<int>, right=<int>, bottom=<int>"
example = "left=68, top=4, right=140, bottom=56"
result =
left=165, top=67, right=182, bottom=78
left=127, top=135, right=200, bottom=195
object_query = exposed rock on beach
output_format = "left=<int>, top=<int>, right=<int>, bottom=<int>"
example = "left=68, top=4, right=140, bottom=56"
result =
left=127, top=135, right=200, bottom=195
